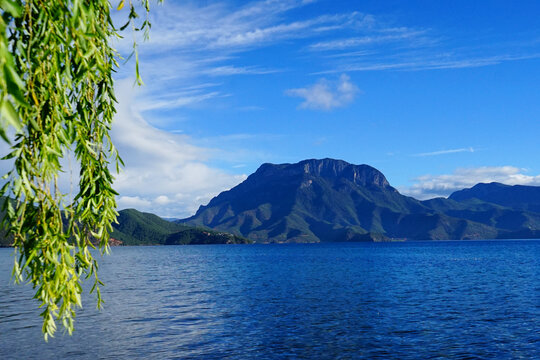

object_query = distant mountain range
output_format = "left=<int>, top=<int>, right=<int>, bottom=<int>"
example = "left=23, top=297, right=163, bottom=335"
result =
left=2, top=158, right=539, bottom=246
left=179, top=158, right=540, bottom=242
left=449, top=182, right=540, bottom=212
left=0, top=205, right=251, bottom=247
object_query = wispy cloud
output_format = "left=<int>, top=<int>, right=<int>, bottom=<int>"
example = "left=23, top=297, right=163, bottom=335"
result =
left=400, top=166, right=540, bottom=200
left=316, top=52, right=540, bottom=74
left=118, top=1, right=368, bottom=55
left=136, top=90, right=225, bottom=112
left=202, top=65, right=281, bottom=76
left=113, top=0, right=540, bottom=110
left=113, top=1, right=380, bottom=87
left=413, top=147, right=475, bottom=157
left=309, top=30, right=428, bottom=51
left=285, top=74, right=359, bottom=110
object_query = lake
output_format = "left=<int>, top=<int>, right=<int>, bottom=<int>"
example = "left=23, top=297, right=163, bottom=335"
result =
left=0, top=240, right=539, bottom=359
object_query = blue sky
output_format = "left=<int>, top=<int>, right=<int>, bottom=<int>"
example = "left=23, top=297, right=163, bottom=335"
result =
left=110, top=0, right=540, bottom=217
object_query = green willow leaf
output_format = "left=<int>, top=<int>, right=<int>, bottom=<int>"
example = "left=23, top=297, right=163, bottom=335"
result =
left=0, top=0, right=23, bottom=17
left=0, top=99, right=21, bottom=130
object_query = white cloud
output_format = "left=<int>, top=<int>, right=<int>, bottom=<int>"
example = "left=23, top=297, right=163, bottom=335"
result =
left=117, top=196, right=152, bottom=209
left=112, top=79, right=247, bottom=218
left=316, top=54, right=540, bottom=74
left=285, top=74, right=359, bottom=110
left=154, top=195, right=172, bottom=205
left=401, top=166, right=540, bottom=200
left=413, top=147, right=475, bottom=157
left=309, top=30, right=428, bottom=51
left=136, top=91, right=224, bottom=112
left=202, top=65, right=281, bottom=76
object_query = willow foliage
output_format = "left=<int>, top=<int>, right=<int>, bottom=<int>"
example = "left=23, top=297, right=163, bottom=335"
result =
left=0, top=0, right=157, bottom=340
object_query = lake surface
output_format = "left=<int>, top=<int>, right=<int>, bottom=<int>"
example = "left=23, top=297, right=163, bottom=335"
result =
left=0, top=241, right=539, bottom=359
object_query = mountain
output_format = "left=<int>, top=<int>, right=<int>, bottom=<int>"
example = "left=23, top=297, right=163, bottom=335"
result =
left=112, top=208, right=252, bottom=245
left=449, top=182, right=540, bottom=212
left=422, top=195, right=540, bottom=234
left=180, top=158, right=536, bottom=242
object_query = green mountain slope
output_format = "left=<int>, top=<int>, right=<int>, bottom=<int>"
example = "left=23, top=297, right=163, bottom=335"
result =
left=449, top=182, right=540, bottom=212
left=422, top=197, right=540, bottom=233
left=112, top=208, right=251, bottom=245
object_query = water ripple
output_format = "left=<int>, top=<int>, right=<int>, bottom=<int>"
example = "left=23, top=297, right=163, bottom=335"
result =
left=0, top=240, right=539, bottom=359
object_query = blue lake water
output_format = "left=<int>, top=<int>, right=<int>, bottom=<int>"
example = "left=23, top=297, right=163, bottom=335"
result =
left=0, top=240, right=539, bottom=359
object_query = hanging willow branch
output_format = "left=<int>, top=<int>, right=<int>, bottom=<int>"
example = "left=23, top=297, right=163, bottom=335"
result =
left=0, top=0, right=159, bottom=340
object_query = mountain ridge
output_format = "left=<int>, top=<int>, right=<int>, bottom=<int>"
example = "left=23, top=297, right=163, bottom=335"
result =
left=449, top=182, right=540, bottom=212
left=112, top=208, right=252, bottom=245
left=180, top=158, right=540, bottom=242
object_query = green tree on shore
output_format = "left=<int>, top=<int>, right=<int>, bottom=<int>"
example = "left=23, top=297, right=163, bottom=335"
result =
left=0, top=0, right=158, bottom=340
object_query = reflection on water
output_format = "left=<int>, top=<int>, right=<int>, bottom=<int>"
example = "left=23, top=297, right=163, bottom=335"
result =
left=0, top=241, right=539, bottom=359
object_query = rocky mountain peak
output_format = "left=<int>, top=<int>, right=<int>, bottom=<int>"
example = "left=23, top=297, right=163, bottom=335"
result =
left=254, top=158, right=392, bottom=189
